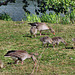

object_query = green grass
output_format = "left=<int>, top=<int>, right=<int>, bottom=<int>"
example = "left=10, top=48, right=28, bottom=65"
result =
left=0, top=20, right=75, bottom=75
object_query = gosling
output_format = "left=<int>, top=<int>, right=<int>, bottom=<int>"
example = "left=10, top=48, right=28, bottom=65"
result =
left=40, top=36, right=67, bottom=48
left=40, top=36, right=53, bottom=47
left=30, top=26, right=37, bottom=38
left=52, top=37, right=67, bottom=48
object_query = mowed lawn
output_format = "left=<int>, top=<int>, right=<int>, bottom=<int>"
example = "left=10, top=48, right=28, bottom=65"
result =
left=0, top=20, right=75, bottom=75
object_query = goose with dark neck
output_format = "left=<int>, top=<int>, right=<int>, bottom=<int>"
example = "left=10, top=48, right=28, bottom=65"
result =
left=4, top=50, right=37, bottom=65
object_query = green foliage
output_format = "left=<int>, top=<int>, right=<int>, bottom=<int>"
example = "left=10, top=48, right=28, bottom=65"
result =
left=0, top=13, right=12, bottom=21
left=70, top=9, right=75, bottom=24
left=24, top=13, right=41, bottom=22
left=60, top=14, right=70, bottom=24
left=25, top=11, right=74, bottom=24
left=40, top=13, right=58, bottom=23
left=39, top=13, right=71, bottom=24
left=37, top=0, right=75, bottom=14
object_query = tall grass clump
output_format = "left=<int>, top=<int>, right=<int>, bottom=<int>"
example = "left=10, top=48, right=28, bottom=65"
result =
left=25, top=13, right=41, bottom=22
left=0, top=13, right=12, bottom=21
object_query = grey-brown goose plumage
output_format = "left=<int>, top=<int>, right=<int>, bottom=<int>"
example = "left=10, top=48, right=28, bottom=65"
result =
left=40, top=36, right=53, bottom=47
left=0, top=60, right=3, bottom=68
left=52, top=37, right=67, bottom=47
left=40, top=36, right=67, bottom=48
left=30, top=26, right=37, bottom=37
left=4, top=50, right=37, bottom=65
left=29, top=22, right=55, bottom=36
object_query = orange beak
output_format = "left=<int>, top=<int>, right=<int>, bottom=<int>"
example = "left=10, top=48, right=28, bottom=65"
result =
left=34, top=62, right=37, bottom=66
left=53, top=32, right=55, bottom=35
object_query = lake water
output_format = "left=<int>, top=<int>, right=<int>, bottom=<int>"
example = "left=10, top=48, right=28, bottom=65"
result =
left=0, top=0, right=25, bottom=21
left=0, top=0, right=55, bottom=21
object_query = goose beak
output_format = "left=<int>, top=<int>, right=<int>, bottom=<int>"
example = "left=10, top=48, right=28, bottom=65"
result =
left=53, top=32, right=55, bottom=35
left=35, top=62, right=37, bottom=65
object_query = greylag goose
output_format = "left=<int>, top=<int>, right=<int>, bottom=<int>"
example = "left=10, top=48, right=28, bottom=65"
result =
left=0, top=60, right=3, bottom=68
left=40, top=36, right=67, bottom=48
left=30, top=26, right=37, bottom=37
left=52, top=37, right=67, bottom=48
left=40, top=36, right=53, bottom=47
left=4, top=50, right=37, bottom=65
left=29, top=22, right=55, bottom=36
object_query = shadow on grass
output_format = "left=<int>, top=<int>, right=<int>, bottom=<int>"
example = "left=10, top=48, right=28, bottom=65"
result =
left=7, top=62, right=13, bottom=65
left=23, top=33, right=31, bottom=38
left=23, top=32, right=50, bottom=38
left=42, top=45, right=53, bottom=48
left=40, top=33, right=50, bottom=35
left=65, top=47, right=75, bottom=49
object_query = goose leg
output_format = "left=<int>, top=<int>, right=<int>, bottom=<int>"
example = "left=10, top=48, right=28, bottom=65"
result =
left=53, top=44, right=55, bottom=48
left=43, top=43, right=45, bottom=47
left=31, top=33, right=33, bottom=38
left=56, top=43, right=59, bottom=47
left=21, top=61, right=23, bottom=65
left=14, top=60, right=18, bottom=64
left=34, top=34, right=36, bottom=37
left=74, top=42, right=75, bottom=46
left=40, top=31, right=42, bottom=36
left=47, top=43, right=49, bottom=47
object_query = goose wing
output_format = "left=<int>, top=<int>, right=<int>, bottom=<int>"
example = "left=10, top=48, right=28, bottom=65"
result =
left=4, top=50, right=27, bottom=60
left=28, top=22, right=38, bottom=26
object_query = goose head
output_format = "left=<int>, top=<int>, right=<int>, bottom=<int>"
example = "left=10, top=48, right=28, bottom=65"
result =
left=30, top=54, right=37, bottom=65
left=49, top=27, right=55, bottom=35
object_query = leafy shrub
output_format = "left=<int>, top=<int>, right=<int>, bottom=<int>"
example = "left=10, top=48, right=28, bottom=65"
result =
left=0, top=13, right=12, bottom=21
left=40, top=13, right=71, bottom=24
left=25, top=13, right=41, bottom=22
left=60, top=15, right=70, bottom=24
left=24, top=12, right=74, bottom=24
left=40, top=13, right=58, bottom=23
left=70, top=9, right=75, bottom=23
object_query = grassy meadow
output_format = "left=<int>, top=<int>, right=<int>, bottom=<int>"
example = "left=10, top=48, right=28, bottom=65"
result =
left=0, top=20, right=75, bottom=75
